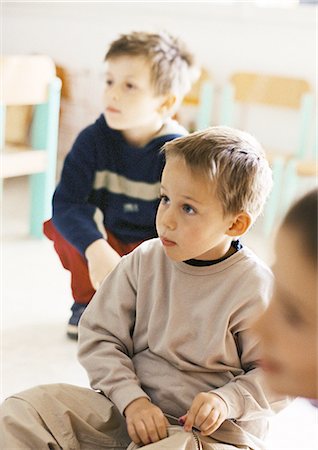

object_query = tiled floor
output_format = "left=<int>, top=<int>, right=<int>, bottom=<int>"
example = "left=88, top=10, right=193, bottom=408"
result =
left=1, top=177, right=317, bottom=449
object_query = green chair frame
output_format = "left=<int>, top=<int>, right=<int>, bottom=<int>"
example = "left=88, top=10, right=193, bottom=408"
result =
left=1, top=55, right=62, bottom=237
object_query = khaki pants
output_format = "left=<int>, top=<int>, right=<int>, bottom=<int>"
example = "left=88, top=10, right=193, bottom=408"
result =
left=0, top=384, right=251, bottom=450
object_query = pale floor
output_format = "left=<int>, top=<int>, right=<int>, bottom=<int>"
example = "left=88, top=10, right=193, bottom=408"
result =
left=1, top=177, right=317, bottom=450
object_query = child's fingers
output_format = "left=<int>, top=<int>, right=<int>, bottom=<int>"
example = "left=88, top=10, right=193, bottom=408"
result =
left=178, top=414, right=187, bottom=426
left=183, top=408, right=196, bottom=431
left=200, top=411, right=224, bottom=436
left=150, top=415, right=169, bottom=442
left=141, top=413, right=168, bottom=444
left=199, top=408, right=219, bottom=434
left=126, top=404, right=168, bottom=445
left=128, top=418, right=158, bottom=445
left=126, top=421, right=144, bottom=445
left=184, top=400, right=210, bottom=431
left=143, top=419, right=161, bottom=444
left=183, top=402, right=224, bottom=434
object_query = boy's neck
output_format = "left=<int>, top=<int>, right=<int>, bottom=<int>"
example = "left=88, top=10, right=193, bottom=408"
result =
left=121, top=120, right=166, bottom=147
left=185, top=240, right=242, bottom=267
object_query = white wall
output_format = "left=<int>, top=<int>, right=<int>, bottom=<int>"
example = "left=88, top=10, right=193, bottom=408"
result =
left=2, top=1, right=317, bottom=157
left=3, top=2, right=316, bottom=81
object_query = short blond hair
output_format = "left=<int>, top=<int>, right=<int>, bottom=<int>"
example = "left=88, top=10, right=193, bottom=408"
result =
left=105, top=31, right=198, bottom=101
left=162, top=126, right=272, bottom=220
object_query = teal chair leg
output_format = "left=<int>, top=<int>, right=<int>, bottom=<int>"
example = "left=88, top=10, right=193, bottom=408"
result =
left=196, top=81, right=214, bottom=130
left=30, top=78, right=61, bottom=238
left=295, top=93, right=314, bottom=159
left=279, top=158, right=317, bottom=222
left=263, top=157, right=285, bottom=237
left=30, top=171, right=50, bottom=237
left=281, top=159, right=299, bottom=216
left=220, top=83, right=235, bottom=126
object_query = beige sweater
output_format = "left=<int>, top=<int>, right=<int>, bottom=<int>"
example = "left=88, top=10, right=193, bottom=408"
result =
left=78, top=238, right=287, bottom=449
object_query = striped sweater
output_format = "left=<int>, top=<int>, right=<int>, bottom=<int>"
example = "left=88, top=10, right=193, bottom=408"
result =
left=52, top=114, right=186, bottom=254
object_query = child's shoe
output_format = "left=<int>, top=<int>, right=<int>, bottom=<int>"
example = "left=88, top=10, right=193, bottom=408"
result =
left=66, top=302, right=87, bottom=340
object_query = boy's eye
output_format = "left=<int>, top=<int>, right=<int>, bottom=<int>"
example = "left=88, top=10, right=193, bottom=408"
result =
left=126, top=82, right=136, bottom=90
left=183, top=204, right=196, bottom=215
left=106, top=79, right=113, bottom=86
left=159, top=195, right=169, bottom=205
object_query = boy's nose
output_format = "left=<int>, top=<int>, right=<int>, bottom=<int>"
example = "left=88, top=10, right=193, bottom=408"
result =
left=111, top=88, right=119, bottom=101
left=162, top=209, right=177, bottom=230
left=106, top=85, right=119, bottom=101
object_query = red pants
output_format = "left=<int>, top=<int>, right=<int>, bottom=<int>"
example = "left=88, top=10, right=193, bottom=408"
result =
left=43, top=219, right=143, bottom=304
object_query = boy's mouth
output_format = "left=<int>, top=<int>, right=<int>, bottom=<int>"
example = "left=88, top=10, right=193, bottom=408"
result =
left=106, top=106, right=121, bottom=114
left=160, top=237, right=177, bottom=247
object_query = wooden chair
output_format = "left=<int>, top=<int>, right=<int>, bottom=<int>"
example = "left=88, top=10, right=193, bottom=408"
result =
left=1, top=55, right=62, bottom=237
left=220, top=72, right=315, bottom=235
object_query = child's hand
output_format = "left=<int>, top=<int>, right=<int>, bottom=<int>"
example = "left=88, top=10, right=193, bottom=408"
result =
left=182, top=392, right=228, bottom=436
left=124, top=397, right=169, bottom=445
left=85, top=239, right=121, bottom=290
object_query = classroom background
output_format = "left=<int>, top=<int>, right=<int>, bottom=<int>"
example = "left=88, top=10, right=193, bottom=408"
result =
left=1, top=2, right=317, bottom=450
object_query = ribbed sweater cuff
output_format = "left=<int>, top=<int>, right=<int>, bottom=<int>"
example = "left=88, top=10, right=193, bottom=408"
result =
left=110, top=385, right=151, bottom=416
left=211, top=385, right=244, bottom=420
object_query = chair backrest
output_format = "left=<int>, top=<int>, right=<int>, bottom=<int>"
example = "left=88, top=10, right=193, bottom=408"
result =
left=1, top=55, right=59, bottom=151
left=229, top=72, right=311, bottom=109
left=220, top=71, right=314, bottom=159
left=1, top=54, right=56, bottom=105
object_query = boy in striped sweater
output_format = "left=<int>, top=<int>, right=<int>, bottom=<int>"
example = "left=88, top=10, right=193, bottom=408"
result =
left=44, top=31, right=197, bottom=339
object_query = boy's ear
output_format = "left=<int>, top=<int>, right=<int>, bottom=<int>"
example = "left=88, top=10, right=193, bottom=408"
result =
left=226, top=212, right=252, bottom=237
left=159, top=93, right=177, bottom=114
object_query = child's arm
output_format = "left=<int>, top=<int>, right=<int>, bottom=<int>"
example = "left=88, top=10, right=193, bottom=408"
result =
left=78, top=250, right=169, bottom=445
left=53, top=126, right=108, bottom=256
left=182, top=360, right=286, bottom=436
left=208, top=331, right=288, bottom=423
left=85, top=238, right=121, bottom=289
left=183, top=293, right=288, bottom=435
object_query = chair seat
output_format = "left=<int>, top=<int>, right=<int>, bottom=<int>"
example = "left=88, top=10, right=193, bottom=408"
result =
left=1, top=145, right=48, bottom=177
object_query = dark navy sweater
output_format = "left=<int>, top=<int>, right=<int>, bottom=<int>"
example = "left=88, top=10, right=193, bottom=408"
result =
left=52, top=114, right=185, bottom=255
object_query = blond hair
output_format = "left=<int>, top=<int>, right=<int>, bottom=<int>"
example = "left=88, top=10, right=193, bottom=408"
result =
left=105, top=31, right=198, bottom=102
left=162, top=126, right=272, bottom=220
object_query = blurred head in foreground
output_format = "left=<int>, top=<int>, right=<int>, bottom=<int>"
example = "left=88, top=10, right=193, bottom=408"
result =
left=253, top=189, right=318, bottom=399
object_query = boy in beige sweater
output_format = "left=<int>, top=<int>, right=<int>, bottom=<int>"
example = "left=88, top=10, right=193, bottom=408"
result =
left=0, top=127, right=287, bottom=450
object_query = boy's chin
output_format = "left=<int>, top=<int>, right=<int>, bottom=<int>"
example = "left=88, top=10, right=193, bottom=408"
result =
left=104, top=112, right=125, bottom=130
left=162, top=247, right=188, bottom=263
